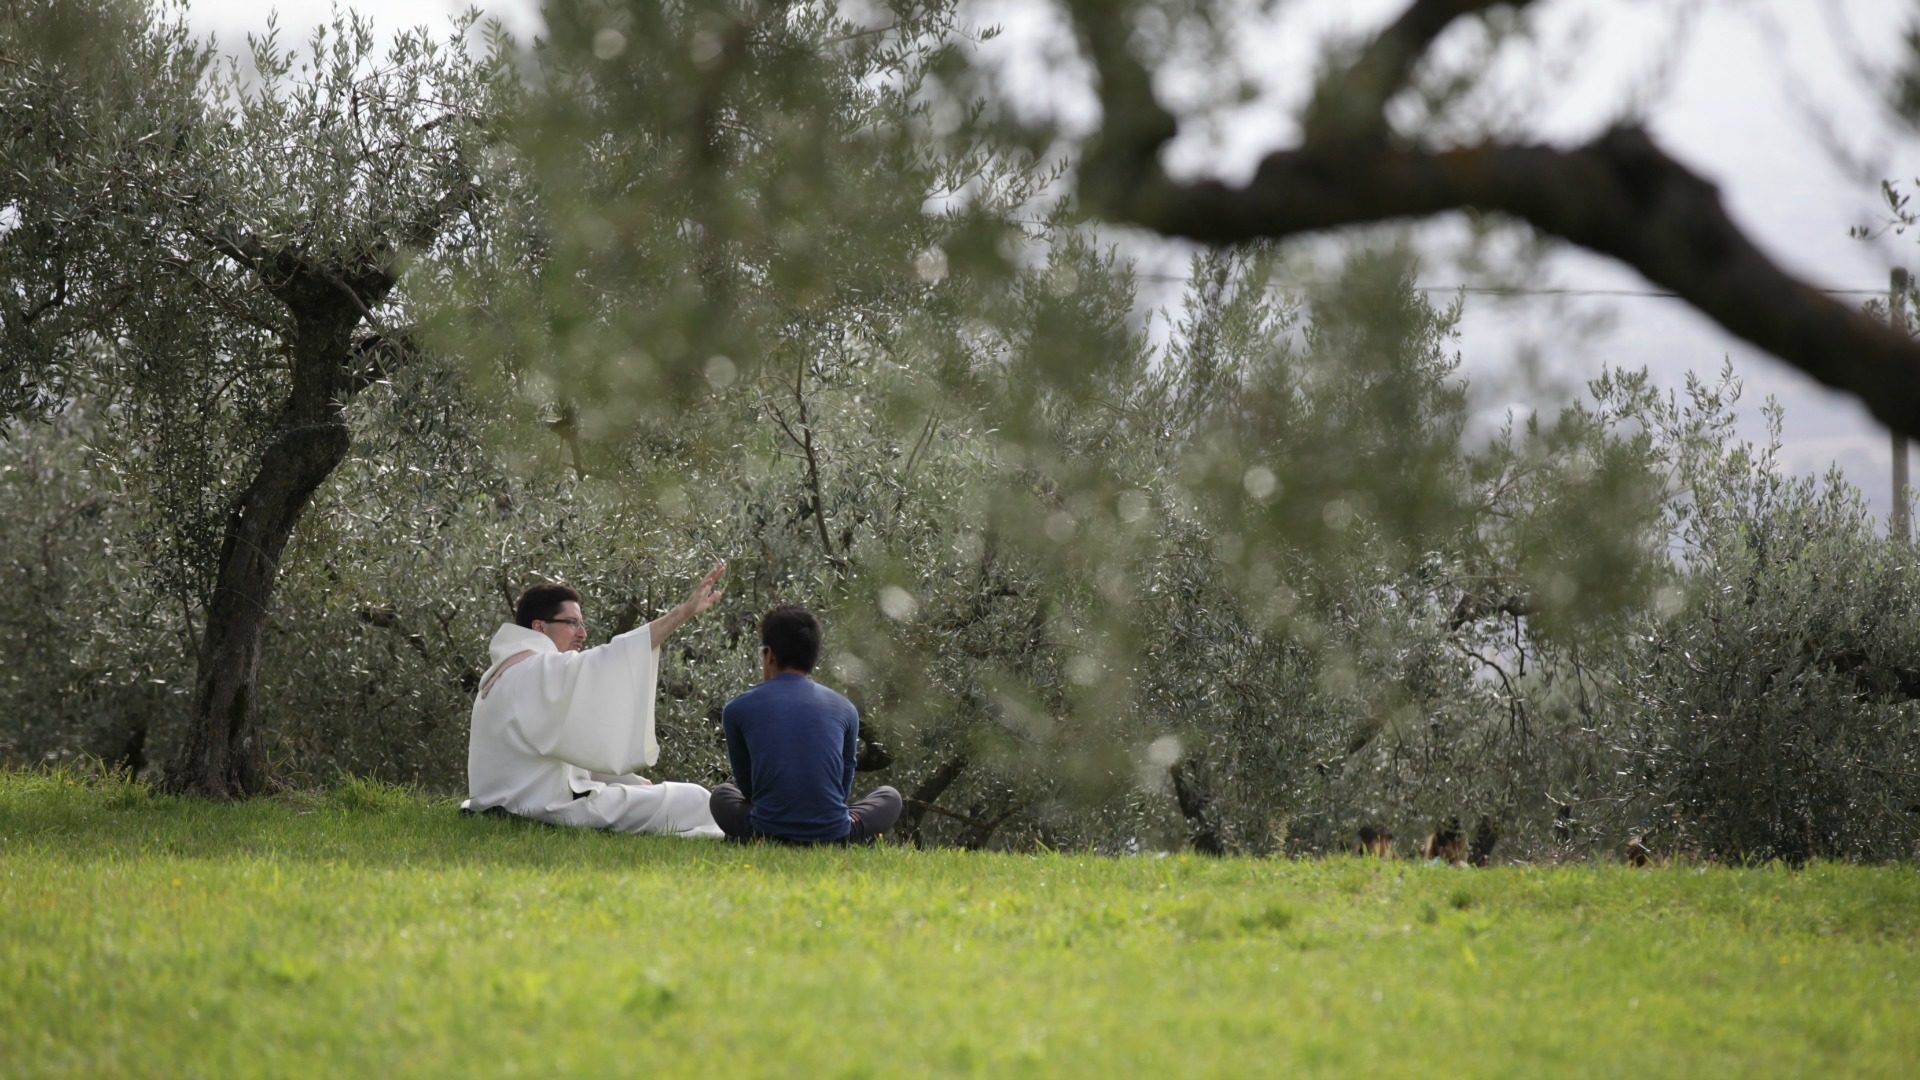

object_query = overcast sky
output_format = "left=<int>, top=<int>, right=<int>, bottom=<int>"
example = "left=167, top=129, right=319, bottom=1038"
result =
left=183, top=0, right=1920, bottom=520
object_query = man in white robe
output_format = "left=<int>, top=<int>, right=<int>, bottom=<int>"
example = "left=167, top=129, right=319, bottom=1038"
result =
left=464, top=566, right=727, bottom=837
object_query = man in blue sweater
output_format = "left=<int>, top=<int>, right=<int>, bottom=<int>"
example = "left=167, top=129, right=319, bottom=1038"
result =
left=710, top=605, right=901, bottom=844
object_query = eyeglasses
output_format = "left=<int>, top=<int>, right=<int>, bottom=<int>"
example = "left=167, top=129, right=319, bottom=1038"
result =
left=542, top=618, right=587, bottom=630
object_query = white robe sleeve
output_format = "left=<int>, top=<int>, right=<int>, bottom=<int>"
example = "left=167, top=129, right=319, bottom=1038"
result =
left=506, top=624, right=661, bottom=773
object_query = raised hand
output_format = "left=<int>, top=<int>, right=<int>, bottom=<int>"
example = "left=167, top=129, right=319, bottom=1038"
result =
left=683, top=561, right=726, bottom=618
left=651, top=561, right=727, bottom=649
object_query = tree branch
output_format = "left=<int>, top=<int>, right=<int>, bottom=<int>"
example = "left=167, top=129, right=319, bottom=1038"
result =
left=1168, top=759, right=1227, bottom=855
left=341, top=326, right=416, bottom=396
left=158, top=254, right=281, bottom=333
left=1064, top=0, right=1920, bottom=440
left=544, top=401, right=589, bottom=479
left=1303, top=0, right=1536, bottom=144
left=1448, top=587, right=1532, bottom=630
left=1457, top=641, right=1528, bottom=741
left=323, top=265, right=400, bottom=334
left=396, top=163, right=481, bottom=256
left=17, top=257, right=68, bottom=326
left=902, top=797, right=976, bottom=824
left=1061, top=0, right=1178, bottom=216
left=201, top=224, right=270, bottom=274
left=899, top=753, right=969, bottom=845
left=769, top=358, right=846, bottom=568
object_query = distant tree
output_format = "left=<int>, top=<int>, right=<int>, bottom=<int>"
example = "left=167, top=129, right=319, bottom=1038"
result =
left=1608, top=387, right=1920, bottom=861
left=0, top=0, right=512, bottom=796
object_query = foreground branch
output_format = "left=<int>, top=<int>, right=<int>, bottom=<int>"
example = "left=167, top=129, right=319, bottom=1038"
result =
left=1064, top=0, right=1920, bottom=440
left=1303, top=0, right=1538, bottom=142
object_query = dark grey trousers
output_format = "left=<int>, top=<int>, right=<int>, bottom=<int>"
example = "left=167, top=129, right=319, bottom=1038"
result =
left=709, top=782, right=903, bottom=844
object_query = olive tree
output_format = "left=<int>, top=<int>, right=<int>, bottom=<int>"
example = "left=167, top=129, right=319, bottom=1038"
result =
left=1595, top=384, right=1920, bottom=861
left=0, top=0, right=514, bottom=795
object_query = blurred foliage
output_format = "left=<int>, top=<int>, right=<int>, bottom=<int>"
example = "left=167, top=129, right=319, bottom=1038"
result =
left=2, top=0, right=1917, bottom=858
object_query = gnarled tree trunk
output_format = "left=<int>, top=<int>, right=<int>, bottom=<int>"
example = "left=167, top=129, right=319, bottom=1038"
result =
left=162, top=266, right=381, bottom=797
left=899, top=753, right=968, bottom=847
left=1169, top=760, right=1227, bottom=855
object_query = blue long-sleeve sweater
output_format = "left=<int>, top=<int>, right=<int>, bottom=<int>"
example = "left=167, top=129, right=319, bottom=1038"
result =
left=721, top=673, right=858, bottom=841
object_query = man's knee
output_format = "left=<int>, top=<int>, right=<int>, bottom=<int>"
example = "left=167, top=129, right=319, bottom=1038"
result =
left=850, top=785, right=903, bottom=839
left=709, top=783, right=754, bottom=839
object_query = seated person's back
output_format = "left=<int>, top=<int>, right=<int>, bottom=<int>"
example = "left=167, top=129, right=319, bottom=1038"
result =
left=713, top=605, right=901, bottom=844
left=723, top=673, right=857, bottom=841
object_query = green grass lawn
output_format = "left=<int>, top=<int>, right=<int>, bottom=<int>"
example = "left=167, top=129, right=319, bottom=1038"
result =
left=3, top=771, right=1916, bottom=1078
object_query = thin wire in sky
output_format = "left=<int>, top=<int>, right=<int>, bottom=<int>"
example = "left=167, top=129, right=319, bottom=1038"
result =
left=1126, top=272, right=1891, bottom=301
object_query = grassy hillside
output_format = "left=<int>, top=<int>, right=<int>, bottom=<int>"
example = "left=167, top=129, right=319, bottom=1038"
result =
left=3, top=770, right=1916, bottom=1077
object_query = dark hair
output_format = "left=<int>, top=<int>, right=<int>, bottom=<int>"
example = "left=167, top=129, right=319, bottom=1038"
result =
left=514, top=583, right=581, bottom=628
left=760, top=605, right=821, bottom=672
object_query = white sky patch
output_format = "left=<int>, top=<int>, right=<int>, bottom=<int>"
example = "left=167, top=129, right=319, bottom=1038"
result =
left=960, top=0, right=1095, bottom=133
